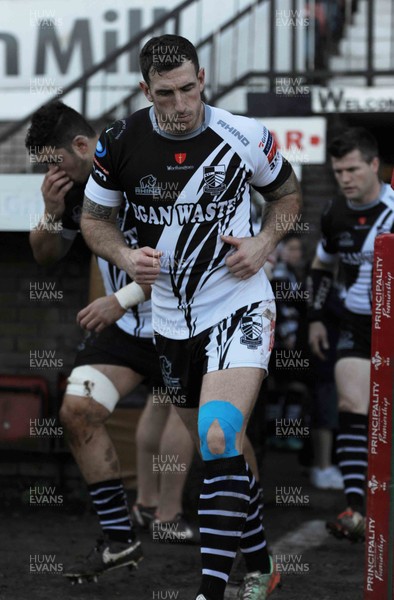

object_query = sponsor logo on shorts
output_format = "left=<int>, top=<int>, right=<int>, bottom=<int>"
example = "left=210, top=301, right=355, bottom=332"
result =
left=159, top=356, right=182, bottom=388
left=337, top=330, right=354, bottom=351
left=240, top=316, right=263, bottom=349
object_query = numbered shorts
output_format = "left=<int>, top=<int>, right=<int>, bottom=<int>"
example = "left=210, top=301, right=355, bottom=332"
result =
left=154, top=300, right=276, bottom=408
left=74, top=323, right=164, bottom=387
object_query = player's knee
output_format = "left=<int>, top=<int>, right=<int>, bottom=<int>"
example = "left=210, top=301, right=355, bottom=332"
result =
left=198, top=401, right=244, bottom=461
left=60, top=394, right=85, bottom=431
left=338, top=395, right=359, bottom=413
left=62, top=366, right=119, bottom=424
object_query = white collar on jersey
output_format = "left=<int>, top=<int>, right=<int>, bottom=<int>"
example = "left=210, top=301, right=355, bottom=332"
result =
left=149, top=103, right=211, bottom=140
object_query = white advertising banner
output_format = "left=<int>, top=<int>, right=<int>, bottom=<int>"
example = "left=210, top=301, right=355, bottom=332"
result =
left=0, top=175, right=44, bottom=231
left=0, top=0, right=247, bottom=118
left=312, top=87, right=394, bottom=113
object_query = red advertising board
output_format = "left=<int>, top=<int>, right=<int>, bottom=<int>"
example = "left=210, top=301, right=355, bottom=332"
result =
left=364, top=234, right=394, bottom=600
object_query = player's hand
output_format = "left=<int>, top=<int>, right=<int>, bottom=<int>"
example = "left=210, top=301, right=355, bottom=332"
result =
left=309, top=321, right=329, bottom=360
left=77, top=295, right=126, bottom=332
left=221, top=235, right=268, bottom=279
left=41, top=166, right=73, bottom=220
left=122, top=247, right=163, bottom=285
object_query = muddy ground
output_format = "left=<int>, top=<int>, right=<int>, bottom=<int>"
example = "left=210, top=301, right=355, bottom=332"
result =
left=0, top=451, right=364, bottom=600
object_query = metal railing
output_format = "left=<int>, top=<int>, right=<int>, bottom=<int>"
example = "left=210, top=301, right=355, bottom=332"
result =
left=1, top=0, right=394, bottom=163
left=0, top=0, right=266, bottom=146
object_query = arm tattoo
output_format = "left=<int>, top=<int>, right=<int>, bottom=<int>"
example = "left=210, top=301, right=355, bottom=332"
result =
left=83, top=198, right=113, bottom=221
left=264, top=170, right=299, bottom=202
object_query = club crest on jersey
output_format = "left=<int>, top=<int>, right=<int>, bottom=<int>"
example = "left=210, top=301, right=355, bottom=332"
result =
left=203, top=165, right=226, bottom=195
left=240, top=316, right=263, bottom=349
left=135, top=174, right=161, bottom=196
left=175, top=153, right=187, bottom=165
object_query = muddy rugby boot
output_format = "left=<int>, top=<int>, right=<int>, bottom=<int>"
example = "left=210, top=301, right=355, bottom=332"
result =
left=327, top=508, right=366, bottom=542
left=238, top=556, right=281, bottom=599
left=63, top=534, right=143, bottom=583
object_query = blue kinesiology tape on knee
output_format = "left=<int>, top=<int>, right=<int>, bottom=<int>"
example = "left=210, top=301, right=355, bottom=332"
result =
left=198, top=400, right=244, bottom=461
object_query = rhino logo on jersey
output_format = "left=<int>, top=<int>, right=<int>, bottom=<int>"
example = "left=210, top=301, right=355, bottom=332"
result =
left=240, top=316, right=263, bottom=349
left=203, top=165, right=226, bottom=195
left=135, top=174, right=161, bottom=196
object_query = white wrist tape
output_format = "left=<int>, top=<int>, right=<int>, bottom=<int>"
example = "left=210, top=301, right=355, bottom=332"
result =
left=114, top=282, right=146, bottom=309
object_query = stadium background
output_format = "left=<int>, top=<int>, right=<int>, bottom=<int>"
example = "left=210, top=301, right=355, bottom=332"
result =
left=0, top=1, right=393, bottom=598
left=1, top=0, right=393, bottom=395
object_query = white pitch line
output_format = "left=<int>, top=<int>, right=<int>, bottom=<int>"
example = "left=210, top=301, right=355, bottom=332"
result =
left=271, top=519, right=329, bottom=556
left=225, top=520, right=329, bottom=599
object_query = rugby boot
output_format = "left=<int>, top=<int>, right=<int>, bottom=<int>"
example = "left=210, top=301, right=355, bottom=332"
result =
left=326, top=508, right=366, bottom=542
left=63, top=534, right=143, bottom=583
left=150, top=513, right=200, bottom=544
left=238, top=556, right=281, bottom=599
left=131, top=503, right=157, bottom=530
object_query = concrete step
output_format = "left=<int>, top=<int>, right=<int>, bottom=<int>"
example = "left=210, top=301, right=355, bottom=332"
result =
left=338, top=39, right=392, bottom=57
left=347, top=23, right=393, bottom=38
left=354, top=11, right=393, bottom=27
left=330, top=54, right=393, bottom=70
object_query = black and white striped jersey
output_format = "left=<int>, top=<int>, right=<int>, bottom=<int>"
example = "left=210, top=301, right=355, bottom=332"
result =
left=85, top=104, right=291, bottom=339
left=57, top=181, right=153, bottom=337
left=317, top=183, right=394, bottom=315
left=97, top=219, right=153, bottom=338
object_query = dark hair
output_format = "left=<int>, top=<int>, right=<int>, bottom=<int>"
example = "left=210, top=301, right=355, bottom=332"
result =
left=139, top=35, right=199, bottom=84
left=25, top=101, right=96, bottom=154
left=282, top=232, right=302, bottom=245
left=328, top=127, right=379, bottom=163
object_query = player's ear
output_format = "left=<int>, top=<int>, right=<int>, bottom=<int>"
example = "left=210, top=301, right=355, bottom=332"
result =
left=371, top=156, right=379, bottom=173
left=198, top=68, right=205, bottom=91
left=140, top=81, right=153, bottom=102
left=72, top=135, right=90, bottom=157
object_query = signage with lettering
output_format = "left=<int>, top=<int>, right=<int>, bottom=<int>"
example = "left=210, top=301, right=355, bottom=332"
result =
left=258, top=117, right=326, bottom=164
left=312, top=87, right=394, bottom=113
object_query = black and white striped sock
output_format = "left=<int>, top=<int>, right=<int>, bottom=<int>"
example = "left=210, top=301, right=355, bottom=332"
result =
left=240, top=464, right=270, bottom=574
left=197, top=455, right=250, bottom=600
left=88, top=478, right=134, bottom=543
left=336, top=412, right=368, bottom=511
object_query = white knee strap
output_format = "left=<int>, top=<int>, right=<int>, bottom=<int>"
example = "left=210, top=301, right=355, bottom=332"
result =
left=66, top=366, right=120, bottom=413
